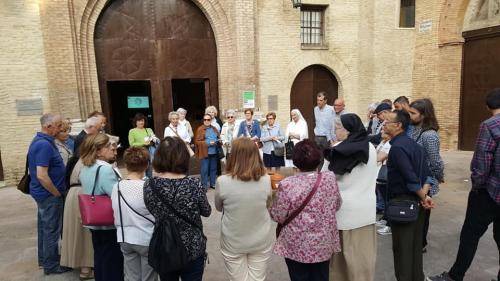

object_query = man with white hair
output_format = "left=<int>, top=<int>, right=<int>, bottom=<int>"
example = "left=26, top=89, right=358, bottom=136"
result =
left=73, top=116, right=101, bottom=156
left=28, top=113, right=72, bottom=275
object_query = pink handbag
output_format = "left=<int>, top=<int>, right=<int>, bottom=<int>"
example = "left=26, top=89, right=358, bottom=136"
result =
left=78, top=166, right=115, bottom=226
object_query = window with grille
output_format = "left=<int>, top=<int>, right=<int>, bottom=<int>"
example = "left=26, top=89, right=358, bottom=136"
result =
left=300, top=6, right=325, bottom=45
left=399, top=0, right=415, bottom=28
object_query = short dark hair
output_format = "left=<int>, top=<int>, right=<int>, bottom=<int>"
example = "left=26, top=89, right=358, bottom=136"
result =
left=394, top=96, right=409, bottom=105
left=88, top=111, right=105, bottom=118
left=393, top=110, right=411, bottom=130
left=381, top=99, right=392, bottom=105
left=153, top=137, right=190, bottom=174
left=316, top=92, right=327, bottom=100
left=486, top=88, right=500, bottom=110
left=410, top=98, right=440, bottom=131
left=123, top=147, right=149, bottom=173
left=132, top=113, right=147, bottom=127
left=292, top=140, right=321, bottom=171
left=244, top=108, right=254, bottom=115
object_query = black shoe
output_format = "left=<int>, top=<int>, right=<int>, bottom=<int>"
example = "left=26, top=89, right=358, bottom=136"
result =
left=44, top=266, right=72, bottom=275
left=427, top=272, right=454, bottom=281
left=210, top=186, right=215, bottom=189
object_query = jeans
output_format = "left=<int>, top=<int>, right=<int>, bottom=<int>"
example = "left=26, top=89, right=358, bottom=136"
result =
left=201, top=154, right=218, bottom=188
left=36, top=195, right=64, bottom=271
left=449, top=189, right=500, bottom=281
left=91, top=229, right=124, bottom=281
left=159, top=254, right=205, bottom=281
left=285, top=258, right=329, bottom=281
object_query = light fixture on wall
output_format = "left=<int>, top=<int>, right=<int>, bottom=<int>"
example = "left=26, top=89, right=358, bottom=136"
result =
left=291, top=0, right=302, bottom=8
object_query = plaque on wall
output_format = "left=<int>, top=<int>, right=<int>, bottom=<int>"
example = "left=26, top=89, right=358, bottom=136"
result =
left=16, top=98, right=43, bottom=116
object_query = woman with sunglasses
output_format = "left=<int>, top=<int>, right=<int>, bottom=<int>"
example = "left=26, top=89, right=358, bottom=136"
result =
left=220, top=109, right=238, bottom=163
left=195, top=114, right=221, bottom=190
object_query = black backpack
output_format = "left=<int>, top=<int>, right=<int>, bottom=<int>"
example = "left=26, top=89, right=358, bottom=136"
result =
left=147, top=178, right=205, bottom=275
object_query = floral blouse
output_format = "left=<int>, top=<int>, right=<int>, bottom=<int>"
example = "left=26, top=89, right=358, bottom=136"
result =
left=270, top=171, right=342, bottom=263
left=144, top=176, right=211, bottom=261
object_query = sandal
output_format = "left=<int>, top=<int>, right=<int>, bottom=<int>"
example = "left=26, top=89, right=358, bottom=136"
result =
left=79, top=270, right=94, bottom=280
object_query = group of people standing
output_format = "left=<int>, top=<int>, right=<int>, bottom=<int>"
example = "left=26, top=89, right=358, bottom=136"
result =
left=25, top=88, right=500, bottom=281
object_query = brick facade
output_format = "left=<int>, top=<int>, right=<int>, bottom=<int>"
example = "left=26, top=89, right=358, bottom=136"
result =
left=1, top=0, right=497, bottom=185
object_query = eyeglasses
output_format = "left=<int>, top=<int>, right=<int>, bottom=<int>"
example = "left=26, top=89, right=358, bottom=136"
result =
left=203, top=119, right=211, bottom=121
left=227, top=116, right=234, bottom=119
left=267, top=117, right=274, bottom=120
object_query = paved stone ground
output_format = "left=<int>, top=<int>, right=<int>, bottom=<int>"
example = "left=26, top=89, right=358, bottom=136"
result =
left=0, top=151, right=497, bottom=281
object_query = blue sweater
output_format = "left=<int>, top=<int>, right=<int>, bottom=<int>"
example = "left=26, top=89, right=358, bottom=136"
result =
left=237, top=120, right=261, bottom=138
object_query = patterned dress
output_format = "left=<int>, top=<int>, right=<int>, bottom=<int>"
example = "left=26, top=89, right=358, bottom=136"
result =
left=143, top=176, right=211, bottom=261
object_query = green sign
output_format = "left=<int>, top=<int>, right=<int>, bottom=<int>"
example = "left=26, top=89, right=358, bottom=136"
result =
left=243, top=91, right=255, bottom=108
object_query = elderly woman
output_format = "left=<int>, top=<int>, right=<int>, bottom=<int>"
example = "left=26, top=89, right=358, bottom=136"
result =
left=205, top=105, right=222, bottom=131
left=237, top=108, right=262, bottom=143
left=325, top=113, right=379, bottom=281
left=128, top=113, right=159, bottom=177
left=195, top=114, right=221, bottom=189
left=55, top=118, right=73, bottom=166
left=285, top=109, right=308, bottom=168
left=220, top=109, right=238, bottom=162
left=79, top=134, right=123, bottom=281
left=271, top=140, right=341, bottom=281
left=177, top=107, right=194, bottom=138
left=215, top=138, right=272, bottom=281
left=261, top=112, right=285, bottom=173
left=144, top=137, right=211, bottom=280
left=164, top=111, right=191, bottom=143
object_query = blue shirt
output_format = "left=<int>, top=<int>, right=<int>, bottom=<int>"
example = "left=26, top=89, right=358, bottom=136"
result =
left=205, top=127, right=218, bottom=155
left=314, top=105, right=336, bottom=141
left=260, top=124, right=284, bottom=154
left=28, top=132, right=66, bottom=201
left=237, top=120, right=262, bottom=138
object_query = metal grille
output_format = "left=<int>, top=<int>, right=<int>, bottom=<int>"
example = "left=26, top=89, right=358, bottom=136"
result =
left=301, top=8, right=323, bottom=45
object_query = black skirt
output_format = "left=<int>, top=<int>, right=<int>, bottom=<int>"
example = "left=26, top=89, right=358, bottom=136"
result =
left=263, top=151, right=285, bottom=167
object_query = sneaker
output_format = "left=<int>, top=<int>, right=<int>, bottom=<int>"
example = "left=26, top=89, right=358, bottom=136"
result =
left=427, top=272, right=454, bottom=281
left=375, top=219, right=387, bottom=227
left=377, top=226, right=392, bottom=235
left=44, top=266, right=72, bottom=275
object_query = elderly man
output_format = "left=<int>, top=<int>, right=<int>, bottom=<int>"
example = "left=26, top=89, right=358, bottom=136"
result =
left=314, top=92, right=336, bottom=171
left=333, top=98, right=347, bottom=115
left=368, top=103, right=392, bottom=145
left=430, top=89, right=500, bottom=281
left=73, top=116, right=101, bottom=156
left=28, top=113, right=71, bottom=275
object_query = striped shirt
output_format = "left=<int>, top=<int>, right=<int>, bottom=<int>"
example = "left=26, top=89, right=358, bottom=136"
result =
left=470, top=113, right=500, bottom=205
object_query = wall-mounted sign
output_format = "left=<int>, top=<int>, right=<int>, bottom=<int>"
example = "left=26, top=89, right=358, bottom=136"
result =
left=419, top=19, right=433, bottom=33
left=243, top=91, right=255, bottom=108
left=127, top=96, right=150, bottom=109
left=16, top=98, right=43, bottom=116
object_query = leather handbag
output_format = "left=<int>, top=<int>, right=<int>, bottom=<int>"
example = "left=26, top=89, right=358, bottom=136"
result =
left=285, top=138, right=294, bottom=160
left=17, top=156, right=31, bottom=194
left=276, top=172, right=322, bottom=237
left=78, top=166, right=115, bottom=226
left=267, top=127, right=284, bottom=157
left=217, top=144, right=225, bottom=159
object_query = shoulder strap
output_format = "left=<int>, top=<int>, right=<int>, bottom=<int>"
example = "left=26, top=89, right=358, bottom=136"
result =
left=416, top=129, right=431, bottom=143
left=281, top=172, right=322, bottom=228
left=168, top=126, right=181, bottom=139
left=144, top=128, right=151, bottom=137
left=149, top=178, right=206, bottom=238
left=117, top=180, right=154, bottom=242
left=91, top=166, right=102, bottom=196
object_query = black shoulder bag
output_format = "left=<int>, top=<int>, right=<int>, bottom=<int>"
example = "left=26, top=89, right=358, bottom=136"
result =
left=147, top=178, right=206, bottom=275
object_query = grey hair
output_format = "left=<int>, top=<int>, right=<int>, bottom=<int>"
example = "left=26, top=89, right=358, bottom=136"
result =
left=85, top=116, right=100, bottom=129
left=368, top=102, right=380, bottom=112
left=176, top=107, right=187, bottom=114
left=225, top=109, right=236, bottom=117
left=205, top=105, right=218, bottom=115
left=168, top=111, right=179, bottom=120
left=40, top=113, right=60, bottom=127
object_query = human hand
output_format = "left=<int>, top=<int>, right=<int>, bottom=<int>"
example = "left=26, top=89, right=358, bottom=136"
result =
left=421, top=196, right=435, bottom=209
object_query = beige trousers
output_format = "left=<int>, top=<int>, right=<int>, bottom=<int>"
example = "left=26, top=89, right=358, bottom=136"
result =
left=220, top=244, right=272, bottom=281
left=330, top=224, right=377, bottom=281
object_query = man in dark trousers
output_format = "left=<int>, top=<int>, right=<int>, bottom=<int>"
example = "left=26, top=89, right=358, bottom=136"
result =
left=383, top=110, right=434, bottom=281
left=429, top=89, right=500, bottom=281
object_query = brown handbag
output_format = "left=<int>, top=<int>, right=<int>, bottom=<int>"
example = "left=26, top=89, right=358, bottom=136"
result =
left=276, top=172, right=322, bottom=237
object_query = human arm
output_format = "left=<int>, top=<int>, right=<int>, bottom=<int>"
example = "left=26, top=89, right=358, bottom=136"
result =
left=421, top=132, right=444, bottom=182
left=470, top=122, right=495, bottom=188
left=214, top=179, right=223, bottom=212
left=388, top=146, right=428, bottom=195
left=269, top=181, right=291, bottom=224
left=195, top=180, right=211, bottom=217
left=36, top=166, right=62, bottom=197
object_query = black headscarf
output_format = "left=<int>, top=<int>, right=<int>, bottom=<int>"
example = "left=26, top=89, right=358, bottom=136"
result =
left=325, top=113, right=369, bottom=175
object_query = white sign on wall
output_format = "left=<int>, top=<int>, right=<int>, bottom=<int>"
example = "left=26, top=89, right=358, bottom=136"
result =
left=419, top=19, right=433, bottom=33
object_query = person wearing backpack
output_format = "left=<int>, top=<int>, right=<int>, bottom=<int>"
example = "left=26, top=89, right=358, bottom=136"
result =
left=111, top=147, right=156, bottom=281
left=144, top=137, right=211, bottom=280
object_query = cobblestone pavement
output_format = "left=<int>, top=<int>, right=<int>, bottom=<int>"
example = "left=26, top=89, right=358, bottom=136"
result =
left=0, top=151, right=497, bottom=281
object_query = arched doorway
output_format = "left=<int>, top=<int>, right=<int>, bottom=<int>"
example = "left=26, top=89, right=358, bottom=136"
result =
left=290, top=65, right=339, bottom=139
left=94, top=0, right=218, bottom=146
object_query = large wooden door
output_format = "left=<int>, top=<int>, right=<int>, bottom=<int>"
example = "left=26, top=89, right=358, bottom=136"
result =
left=94, top=0, right=218, bottom=137
left=290, top=65, right=339, bottom=139
left=460, top=26, right=500, bottom=150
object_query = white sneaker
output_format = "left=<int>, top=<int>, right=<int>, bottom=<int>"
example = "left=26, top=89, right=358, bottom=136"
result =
left=375, top=219, right=387, bottom=227
left=377, top=226, right=392, bottom=235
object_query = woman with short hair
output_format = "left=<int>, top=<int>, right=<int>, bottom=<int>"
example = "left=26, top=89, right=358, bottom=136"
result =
left=164, top=111, right=191, bottom=143
left=326, top=113, right=379, bottom=281
left=215, top=138, right=273, bottom=281
left=79, top=134, right=123, bottom=281
left=55, top=118, right=73, bottom=166
left=237, top=108, right=262, bottom=144
left=177, top=107, right=194, bottom=138
left=220, top=109, right=238, bottom=162
left=205, top=105, right=222, bottom=131
left=144, top=137, right=211, bottom=280
left=261, top=112, right=285, bottom=173
left=195, top=114, right=221, bottom=189
left=111, top=147, right=156, bottom=281
left=271, top=140, right=341, bottom=281
left=128, top=113, right=159, bottom=178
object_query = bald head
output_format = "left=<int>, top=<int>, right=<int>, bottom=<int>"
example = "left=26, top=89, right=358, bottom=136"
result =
left=333, top=98, right=345, bottom=114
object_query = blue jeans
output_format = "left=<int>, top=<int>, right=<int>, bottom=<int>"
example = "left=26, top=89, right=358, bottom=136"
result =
left=36, top=195, right=63, bottom=271
left=160, top=254, right=206, bottom=281
left=201, top=154, right=218, bottom=188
